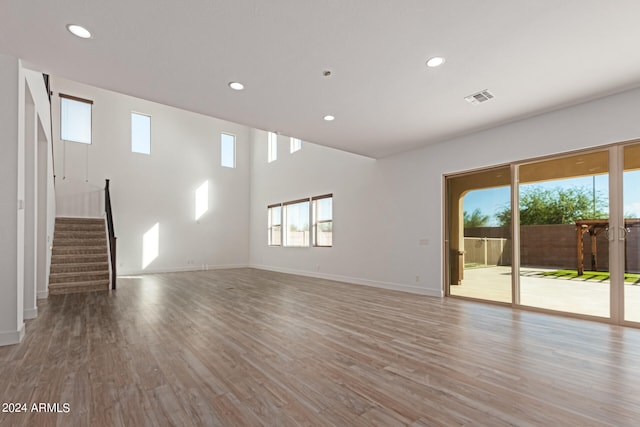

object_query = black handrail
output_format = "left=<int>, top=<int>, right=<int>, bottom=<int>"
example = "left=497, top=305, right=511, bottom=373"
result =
left=44, top=73, right=55, bottom=184
left=105, top=179, right=117, bottom=289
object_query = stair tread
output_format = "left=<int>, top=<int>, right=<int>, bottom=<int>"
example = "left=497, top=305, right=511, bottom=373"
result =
left=49, top=280, right=110, bottom=295
left=51, top=261, right=109, bottom=267
left=50, top=263, right=109, bottom=274
left=49, top=279, right=110, bottom=287
left=50, top=271, right=109, bottom=277
left=52, top=246, right=108, bottom=252
left=52, top=253, right=108, bottom=258
left=50, top=270, right=109, bottom=276
left=49, top=271, right=109, bottom=282
left=55, top=227, right=105, bottom=232
left=52, top=251, right=108, bottom=257
left=56, top=217, right=104, bottom=222
left=54, top=232, right=106, bottom=236
left=53, top=241, right=107, bottom=246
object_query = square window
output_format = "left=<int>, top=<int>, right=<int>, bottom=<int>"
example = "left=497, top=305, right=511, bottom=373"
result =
left=221, top=133, right=236, bottom=168
left=60, top=95, right=92, bottom=144
left=131, top=112, right=151, bottom=154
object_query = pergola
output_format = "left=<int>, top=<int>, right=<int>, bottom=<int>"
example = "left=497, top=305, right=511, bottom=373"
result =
left=576, top=219, right=640, bottom=275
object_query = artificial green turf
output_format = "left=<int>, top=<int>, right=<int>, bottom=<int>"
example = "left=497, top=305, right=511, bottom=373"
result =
left=541, top=269, right=640, bottom=283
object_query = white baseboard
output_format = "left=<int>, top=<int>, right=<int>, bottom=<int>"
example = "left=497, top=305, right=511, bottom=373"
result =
left=118, top=264, right=444, bottom=297
left=0, top=323, right=25, bottom=347
left=24, top=307, right=38, bottom=320
left=119, top=263, right=250, bottom=277
left=250, top=264, right=443, bottom=297
left=37, top=290, right=49, bottom=299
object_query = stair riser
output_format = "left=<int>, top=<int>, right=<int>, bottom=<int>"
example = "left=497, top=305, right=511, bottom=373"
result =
left=51, top=255, right=108, bottom=264
left=51, top=263, right=109, bottom=274
left=52, top=247, right=106, bottom=256
left=53, top=239, right=107, bottom=247
left=55, top=217, right=104, bottom=224
left=49, top=282, right=110, bottom=295
left=55, top=231, right=106, bottom=239
left=50, top=273, right=110, bottom=284
left=55, top=228, right=106, bottom=235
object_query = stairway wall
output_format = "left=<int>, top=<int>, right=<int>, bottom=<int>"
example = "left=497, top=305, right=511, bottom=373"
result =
left=0, top=57, right=54, bottom=346
left=51, top=77, right=251, bottom=275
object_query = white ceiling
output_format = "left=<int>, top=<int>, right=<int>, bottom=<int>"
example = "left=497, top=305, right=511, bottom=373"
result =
left=2, top=1, right=640, bottom=158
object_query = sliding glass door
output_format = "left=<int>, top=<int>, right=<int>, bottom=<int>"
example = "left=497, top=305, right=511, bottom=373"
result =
left=518, top=151, right=610, bottom=318
left=623, top=144, right=640, bottom=323
left=446, top=167, right=512, bottom=303
left=445, top=141, right=640, bottom=327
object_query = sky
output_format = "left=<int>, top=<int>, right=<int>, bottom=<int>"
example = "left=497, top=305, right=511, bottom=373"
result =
left=464, top=171, right=640, bottom=226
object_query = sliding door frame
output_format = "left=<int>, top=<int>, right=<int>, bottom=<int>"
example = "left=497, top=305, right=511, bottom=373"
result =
left=444, top=139, right=640, bottom=328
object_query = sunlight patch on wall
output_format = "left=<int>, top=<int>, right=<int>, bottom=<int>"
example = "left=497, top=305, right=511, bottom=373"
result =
left=142, top=222, right=159, bottom=269
left=195, top=180, right=209, bottom=220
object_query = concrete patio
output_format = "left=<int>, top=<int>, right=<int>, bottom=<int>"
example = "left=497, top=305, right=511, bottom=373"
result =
left=451, top=266, right=640, bottom=322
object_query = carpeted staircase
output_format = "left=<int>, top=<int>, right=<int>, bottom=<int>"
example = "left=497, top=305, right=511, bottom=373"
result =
left=49, top=217, right=110, bottom=295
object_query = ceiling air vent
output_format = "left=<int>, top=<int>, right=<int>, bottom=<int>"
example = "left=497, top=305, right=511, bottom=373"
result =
left=465, top=89, right=494, bottom=105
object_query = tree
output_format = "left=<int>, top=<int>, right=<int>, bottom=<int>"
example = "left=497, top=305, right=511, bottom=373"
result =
left=496, top=186, right=607, bottom=226
left=464, top=208, right=490, bottom=228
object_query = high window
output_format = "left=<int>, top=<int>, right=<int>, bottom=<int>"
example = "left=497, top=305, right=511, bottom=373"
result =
left=312, top=194, right=333, bottom=247
left=221, top=133, right=236, bottom=168
left=268, top=204, right=282, bottom=246
left=60, top=94, right=92, bottom=144
left=268, top=132, right=278, bottom=162
left=290, top=137, right=301, bottom=153
left=131, top=112, right=151, bottom=154
left=284, top=199, right=310, bottom=247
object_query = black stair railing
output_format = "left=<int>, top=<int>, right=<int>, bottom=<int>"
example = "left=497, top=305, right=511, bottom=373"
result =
left=105, top=179, right=117, bottom=289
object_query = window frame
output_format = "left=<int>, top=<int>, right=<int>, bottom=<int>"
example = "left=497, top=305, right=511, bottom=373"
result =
left=221, top=132, right=236, bottom=168
left=290, top=137, right=302, bottom=153
left=283, top=198, right=311, bottom=247
left=131, top=111, right=152, bottom=155
left=60, top=93, right=93, bottom=145
left=268, top=203, right=282, bottom=246
left=268, top=131, right=278, bottom=162
left=312, top=194, right=333, bottom=247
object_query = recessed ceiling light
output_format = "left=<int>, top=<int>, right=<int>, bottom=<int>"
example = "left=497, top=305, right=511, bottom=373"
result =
left=228, top=82, right=244, bottom=91
left=426, top=56, right=445, bottom=68
left=66, top=24, right=91, bottom=39
left=323, top=115, right=335, bottom=121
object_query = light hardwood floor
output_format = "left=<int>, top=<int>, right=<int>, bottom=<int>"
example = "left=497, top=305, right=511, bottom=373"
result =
left=2, top=268, right=640, bottom=426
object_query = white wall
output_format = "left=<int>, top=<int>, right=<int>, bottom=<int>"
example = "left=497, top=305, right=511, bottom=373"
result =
left=23, top=84, right=37, bottom=319
left=249, top=131, right=415, bottom=287
left=249, top=87, right=640, bottom=296
left=23, top=68, right=55, bottom=301
left=45, top=75, right=640, bottom=297
left=0, top=57, right=53, bottom=345
left=249, top=130, right=441, bottom=295
left=0, top=55, right=24, bottom=345
left=51, top=77, right=251, bottom=275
